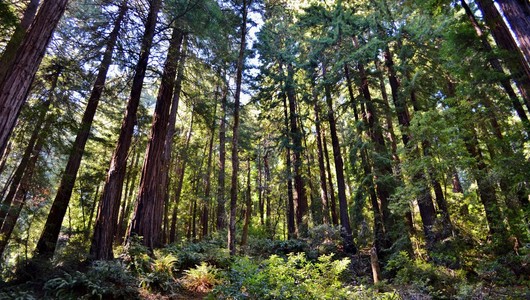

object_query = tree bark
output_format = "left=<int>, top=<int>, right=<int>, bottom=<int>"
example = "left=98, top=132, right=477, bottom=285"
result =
left=0, top=0, right=40, bottom=86
left=285, top=63, right=308, bottom=236
left=201, top=105, right=217, bottom=238
left=0, top=66, right=60, bottom=225
left=241, top=159, right=252, bottom=247
left=313, top=92, right=330, bottom=225
left=229, top=0, right=247, bottom=256
left=89, top=0, right=159, bottom=258
left=36, top=1, right=128, bottom=258
left=128, top=28, right=184, bottom=250
left=323, top=65, right=356, bottom=255
left=495, top=0, right=530, bottom=67
left=216, top=83, right=228, bottom=231
left=169, top=113, right=194, bottom=243
left=461, top=0, right=530, bottom=131
left=474, top=0, right=530, bottom=111
left=0, top=0, right=68, bottom=158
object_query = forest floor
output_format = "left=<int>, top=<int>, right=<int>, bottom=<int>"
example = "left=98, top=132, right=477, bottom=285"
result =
left=0, top=229, right=529, bottom=299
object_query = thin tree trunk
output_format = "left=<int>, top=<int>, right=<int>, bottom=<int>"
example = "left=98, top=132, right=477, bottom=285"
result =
left=229, top=0, right=247, bottom=256
left=344, top=63, right=385, bottom=255
left=216, top=83, right=228, bottom=231
left=116, top=145, right=140, bottom=244
left=282, top=89, right=296, bottom=239
left=0, top=121, right=47, bottom=257
left=115, top=146, right=140, bottom=244
left=285, top=63, right=308, bottom=236
left=36, top=1, right=127, bottom=258
left=241, top=159, right=252, bottom=247
left=0, top=0, right=66, bottom=155
left=313, top=96, right=330, bottom=225
left=322, top=131, right=338, bottom=225
left=201, top=105, right=217, bottom=238
left=169, top=113, right=194, bottom=243
left=323, top=65, right=356, bottom=254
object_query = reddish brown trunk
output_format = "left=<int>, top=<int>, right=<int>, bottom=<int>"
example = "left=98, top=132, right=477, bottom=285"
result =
left=285, top=63, right=308, bottom=236
left=0, top=0, right=40, bottom=85
left=474, top=0, right=530, bottom=111
left=201, top=106, right=216, bottom=238
left=322, top=131, right=338, bottom=225
left=323, top=65, right=356, bottom=254
left=129, top=27, right=184, bottom=250
left=313, top=94, right=330, bottom=225
left=216, top=83, right=228, bottom=231
left=241, top=160, right=252, bottom=247
left=229, top=0, right=247, bottom=255
left=496, top=0, right=530, bottom=67
left=36, top=1, right=127, bottom=258
left=281, top=89, right=296, bottom=239
left=0, top=0, right=68, bottom=158
left=169, top=114, right=194, bottom=243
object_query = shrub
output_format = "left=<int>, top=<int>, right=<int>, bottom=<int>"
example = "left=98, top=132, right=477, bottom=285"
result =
left=212, top=253, right=352, bottom=300
left=43, top=260, right=139, bottom=299
left=181, top=262, right=222, bottom=293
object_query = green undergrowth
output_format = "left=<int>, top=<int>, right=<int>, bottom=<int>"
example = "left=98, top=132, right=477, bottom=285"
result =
left=0, top=227, right=528, bottom=299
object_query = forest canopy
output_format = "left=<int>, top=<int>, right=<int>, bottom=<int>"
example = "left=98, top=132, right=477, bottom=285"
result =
left=0, top=0, right=529, bottom=298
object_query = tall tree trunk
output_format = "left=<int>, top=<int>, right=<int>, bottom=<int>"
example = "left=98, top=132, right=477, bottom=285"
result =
left=464, top=132, right=510, bottom=253
left=116, top=145, right=141, bottom=244
left=474, top=0, right=530, bottom=110
left=0, top=66, right=60, bottom=225
left=345, top=63, right=385, bottom=255
left=264, top=150, right=272, bottom=233
left=36, top=1, right=128, bottom=258
left=284, top=63, right=308, bottom=236
left=169, top=113, right=194, bottom=243
left=128, top=28, right=185, bottom=250
left=0, top=117, right=48, bottom=257
left=323, top=65, right=356, bottom=255
left=241, top=159, right=252, bottom=247
left=322, top=131, right=338, bottom=225
left=216, top=83, right=228, bottom=231
left=201, top=106, right=217, bottom=239
left=229, top=0, right=247, bottom=256
left=0, top=0, right=40, bottom=86
left=312, top=90, right=330, bottom=225
left=382, top=47, right=439, bottom=250
left=461, top=0, right=530, bottom=131
left=495, top=0, right=530, bottom=67
left=0, top=0, right=66, bottom=155
left=282, top=89, right=296, bottom=239
left=89, top=0, right=159, bottom=258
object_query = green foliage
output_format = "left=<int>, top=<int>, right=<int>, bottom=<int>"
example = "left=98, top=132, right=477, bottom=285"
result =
left=43, top=260, right=138, bottom=300
left=181, top=262, right=222, bottom=293
left=385, top=251, right=471, bottom=298
left=212, top=253, right=352, bottom=300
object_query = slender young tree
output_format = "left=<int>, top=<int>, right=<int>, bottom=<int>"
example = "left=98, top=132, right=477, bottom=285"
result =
left=228, top=0, right=249, bottom=256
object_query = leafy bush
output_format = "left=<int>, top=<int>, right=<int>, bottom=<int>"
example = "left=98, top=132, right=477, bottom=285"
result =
left=212, top=253, right=352, bottom=300
left=181, top=262, right=222, bottom=293
left=43, top=260, right=138, bottom=299
left=385, top=251, right=466, bottom=298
